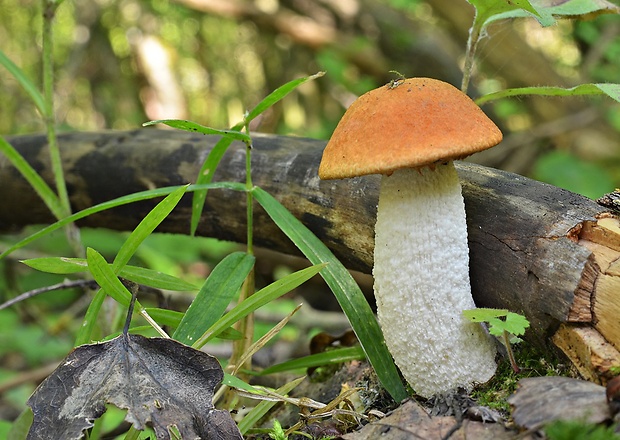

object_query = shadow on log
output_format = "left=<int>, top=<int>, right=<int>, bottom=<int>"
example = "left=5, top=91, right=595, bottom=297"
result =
left=1, top=130, right=619, bottom=382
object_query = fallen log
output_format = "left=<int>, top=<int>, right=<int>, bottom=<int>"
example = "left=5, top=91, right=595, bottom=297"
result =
left=1, top=130, right=618, bottom=382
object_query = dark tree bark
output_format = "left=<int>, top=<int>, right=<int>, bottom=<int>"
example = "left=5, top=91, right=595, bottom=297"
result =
left=1, top=130, right=618, bottom=382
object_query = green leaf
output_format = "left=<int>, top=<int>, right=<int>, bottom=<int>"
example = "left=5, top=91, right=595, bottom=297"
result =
left=0, top=182, right=244, bottom=261
left=77, top=185, right=191, bottom=345
left=463, top=308, right=530, bottom=337
left=476, top=83, right=620, bottom=106
left=487, top=0, right=620, bottom=27
left=21, top=257, right=88, bottom=274
left=500, top=312, right=530, bottom=336
left=143, top=120, right=252, bottom=143
left=259, top=346, right=365, bottom=375
left=0, top=50, right=45, bottom=115
left=119, top=265, right=200, bottom=291
left=192, top=263, right=327, bottom=349
left=244, top=72, right=325, bottom=124
left=463, top=308, right=511, bottom=322
left=22, top=257, right=200, bottom=291
left=0, top=136, right=65, bottom=220
left=7, top=408, right=33, bottom=440
left=468, top=0, right=543, bottom=28
left=173, top=252, right=255, bottom=345
left=189, top=136, right=239, bottom=235
left=86, top=248, right=133, bottom=308
left=113, top=185, right=188, bottom=271
left=222, top=373, right=263, bottom=394
left=187, top=72, right=324, bottom=235
left=144, top=307, right=184, bottom=328
left=252, top=187, right=408, bottom=402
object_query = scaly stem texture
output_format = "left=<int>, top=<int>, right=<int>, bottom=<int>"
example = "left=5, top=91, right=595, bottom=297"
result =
left=373, top=164, right=496, bottom=397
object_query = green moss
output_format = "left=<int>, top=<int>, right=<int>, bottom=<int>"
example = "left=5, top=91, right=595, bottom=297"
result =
left=472, top=343, right=572, bottom=412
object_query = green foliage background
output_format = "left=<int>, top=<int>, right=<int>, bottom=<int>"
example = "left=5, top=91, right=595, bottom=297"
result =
left=2, top=0, right=618, bottom=199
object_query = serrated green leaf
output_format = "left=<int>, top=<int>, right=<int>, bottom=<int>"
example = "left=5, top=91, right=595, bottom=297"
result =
left=463, top=308, right=510, bottom=322
left=143, top=120, right=251, bottom=143
left=502, top=312, right=531, bottom=336
left=468, top=0, right=543, bottom=28
left=464, top=308, right=530, bottom=337
left=173, top=252, right=255, bottom=345
left=490, top=0, right=620, bottom=26
left=259, top=346, right=365, bottom=375
left=476, top=83, right=620, bottom=105
left=192, top=263, right=327, bottom=349
left=252, top=187, right=408, bottom=402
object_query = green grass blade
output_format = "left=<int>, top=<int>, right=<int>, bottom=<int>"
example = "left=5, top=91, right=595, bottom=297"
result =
left=192, top=263, right=327, bottom=349
left=244, top=72, right=325, bottom=124
left=173, top=252, right=255, bottom=345
left=236, top=376, right=306, bottom=435
left=187, top=72, right=324, bottom=235
left=0, top=136, right=64, bottom=220
left=252, top=187, right=408, bottom=402
left=21, top=256, right=88, bottom=274
left=22, top=257, right=199, bottom=291
left=143, top=120, right=252, bottom=143
left=113, top=185, right=188, bottom=271
left=476, top=83, right=620, bottom=105
left=0, top=182, right=245, bottom=261
left=86, top=248, right=133, bottom=307
left=0, top=50, right=46, bottom=115
left=259, top=346, right=365, bottom=375
left=223, top=373, right=263, bottom=394
left=119, top=265, right=200, bottom=291
left=144, top=307, right=184, bottom=328
left=189, top=134, right=241, bottom=235
left=75, top=288, right=107, bottom=346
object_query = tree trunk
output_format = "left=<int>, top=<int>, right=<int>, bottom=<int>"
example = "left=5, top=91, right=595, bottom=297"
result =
left=1, top=130, right=618, bottom=382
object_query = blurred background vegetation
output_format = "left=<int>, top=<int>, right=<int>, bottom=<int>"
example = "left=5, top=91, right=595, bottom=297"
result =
left=2, top=0, right=619, bottom=197
left=1, top=0, right=619, bottom=432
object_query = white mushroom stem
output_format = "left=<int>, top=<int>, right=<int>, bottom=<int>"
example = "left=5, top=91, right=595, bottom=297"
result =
left=373, top=163, right=497, bottom=398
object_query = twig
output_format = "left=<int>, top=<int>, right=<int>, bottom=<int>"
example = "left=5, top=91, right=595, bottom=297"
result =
left=0, top=279, right=98, bottom=310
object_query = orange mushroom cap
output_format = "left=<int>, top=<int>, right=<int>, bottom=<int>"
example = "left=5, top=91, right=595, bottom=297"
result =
left=318, top=78, right=503, bottom=180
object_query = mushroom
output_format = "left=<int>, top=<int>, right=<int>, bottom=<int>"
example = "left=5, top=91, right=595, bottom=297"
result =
left=318, top=77, right=502, bottom=398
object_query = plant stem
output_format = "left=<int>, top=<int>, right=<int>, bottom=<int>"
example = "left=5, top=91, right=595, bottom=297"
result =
left=503, top=330, right=520, bottom=373
left=461, top=17, right=482, bottom=94
left=230, top=128, right=256, bottom=377
left=42, top=0, right=83, bottom=257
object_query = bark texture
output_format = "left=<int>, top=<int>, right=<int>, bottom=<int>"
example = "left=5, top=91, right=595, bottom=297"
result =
left=1, top=130, right=618, bottom=382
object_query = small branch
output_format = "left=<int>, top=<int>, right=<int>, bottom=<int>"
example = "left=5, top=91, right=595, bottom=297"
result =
left=0, top=279, right=98, bottom=310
